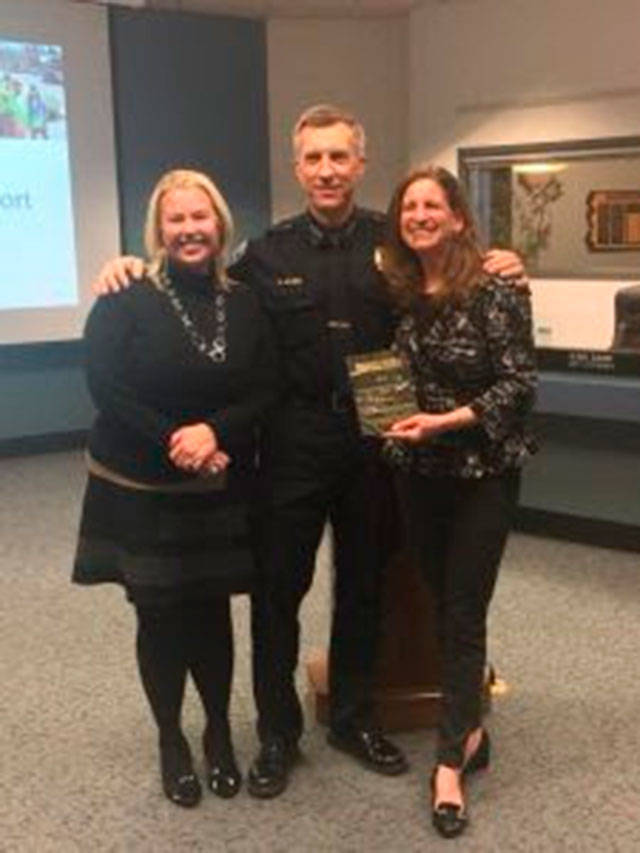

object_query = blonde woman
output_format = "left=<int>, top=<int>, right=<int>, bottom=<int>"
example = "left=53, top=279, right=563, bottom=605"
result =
left=73, top=170, right=276, bottom=807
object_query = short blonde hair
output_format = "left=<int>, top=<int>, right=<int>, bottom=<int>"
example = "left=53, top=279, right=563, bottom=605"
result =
left=292, top=103, right=366, bottom=160
left=144, top=169, right=235, bottom=286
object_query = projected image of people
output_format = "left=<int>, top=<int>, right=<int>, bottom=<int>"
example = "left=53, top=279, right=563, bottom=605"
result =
left=0, top=39, right=76, bottom=310
left=0, top=41, right=65, bottom=140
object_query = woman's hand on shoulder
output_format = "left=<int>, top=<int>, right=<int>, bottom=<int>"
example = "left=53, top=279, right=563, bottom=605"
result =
left=92, top=255, right=146, bottom=295
left=168, top=423, right=226, bottom=472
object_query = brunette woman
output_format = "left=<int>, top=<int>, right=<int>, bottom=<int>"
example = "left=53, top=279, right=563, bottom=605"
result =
left=380, top=166, right=537, bottom=838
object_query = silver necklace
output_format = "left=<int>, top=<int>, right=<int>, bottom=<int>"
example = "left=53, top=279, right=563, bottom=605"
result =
left=158, top=265, right=227, bottom=363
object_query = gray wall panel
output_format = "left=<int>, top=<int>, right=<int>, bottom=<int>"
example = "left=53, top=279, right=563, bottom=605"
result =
left=110, top=8, right=270, bottom=252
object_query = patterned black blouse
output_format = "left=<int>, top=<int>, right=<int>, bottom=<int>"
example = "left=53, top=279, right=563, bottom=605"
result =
left=388, top=276, right=538, bottom=478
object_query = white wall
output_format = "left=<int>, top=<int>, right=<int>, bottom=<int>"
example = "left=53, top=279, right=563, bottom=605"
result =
left=266, top=16, right=409, bottom=221
left=408, top=0, right=640, bottom=169
left=408, top=0, right=640, bottom=349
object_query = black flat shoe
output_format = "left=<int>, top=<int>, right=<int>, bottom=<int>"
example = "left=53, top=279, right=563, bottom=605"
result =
left=160, top=734, right=202, bottom=809
left=463, top=728, right=490, bottom=776
left=247, top=737, right=300, bottom=799
left=203, top=727, right=241, bottom=799
left=430, top=766, right=468, bottom=839
left=327, top=727, right=408, bottom=776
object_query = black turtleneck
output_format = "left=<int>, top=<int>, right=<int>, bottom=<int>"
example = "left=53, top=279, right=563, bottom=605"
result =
left=84, top=266, right=277, bottom=484
left=163, top=260, right=223, bottom=335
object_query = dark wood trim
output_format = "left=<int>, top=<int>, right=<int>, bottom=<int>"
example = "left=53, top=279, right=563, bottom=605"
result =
left=458, top=134, right=640, bottom=169
left=515, top=506, right=640, bottom=553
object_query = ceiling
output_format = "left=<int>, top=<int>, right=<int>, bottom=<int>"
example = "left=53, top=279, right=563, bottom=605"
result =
left=84, top=0, right=430, bottom=18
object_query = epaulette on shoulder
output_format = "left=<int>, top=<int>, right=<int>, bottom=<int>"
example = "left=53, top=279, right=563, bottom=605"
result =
left=268, top=213, right=306, bottom=235
left=358, top=209, right=387, bottom=240
left=354, top=206, right=386, bottom=225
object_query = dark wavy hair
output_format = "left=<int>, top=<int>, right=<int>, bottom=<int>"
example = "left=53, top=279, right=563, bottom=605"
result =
left=379, top=165, right=484, bottom=309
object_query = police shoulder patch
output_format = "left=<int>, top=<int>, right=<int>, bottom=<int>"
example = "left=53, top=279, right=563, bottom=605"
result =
left=358, top=207, right=386, bottom=224
left=374, top=245, right=389, bottom=273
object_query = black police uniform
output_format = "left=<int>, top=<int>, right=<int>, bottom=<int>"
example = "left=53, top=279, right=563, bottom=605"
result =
left=230, top=207, right=397, bottom=743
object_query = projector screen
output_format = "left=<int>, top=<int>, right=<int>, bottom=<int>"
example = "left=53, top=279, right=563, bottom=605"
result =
left=0, top=0, right=120, bottom=344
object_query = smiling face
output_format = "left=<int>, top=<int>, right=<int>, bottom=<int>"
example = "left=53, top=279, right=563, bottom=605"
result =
left=294, top=121, right=366, bottom=226
left=399, top=177, right=465, bottom=258
left=159, top=186, right=221, bottom=273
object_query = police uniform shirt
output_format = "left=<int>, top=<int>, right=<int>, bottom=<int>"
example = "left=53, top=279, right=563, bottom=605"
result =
left=229, top=208, right=396, bottom=412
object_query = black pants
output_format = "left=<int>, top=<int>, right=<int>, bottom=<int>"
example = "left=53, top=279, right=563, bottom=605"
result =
left=398, top=470, right=520, bottom=767
left=251, top=426, right=395, bottom=743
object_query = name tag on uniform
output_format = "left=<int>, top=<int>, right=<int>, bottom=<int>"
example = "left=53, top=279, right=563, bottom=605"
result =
left=276, top=275, right=304, bottom=288
left=327, top=320, right=353, bottom=330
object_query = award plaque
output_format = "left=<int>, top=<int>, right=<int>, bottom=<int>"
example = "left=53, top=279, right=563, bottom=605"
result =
left=346, top=348, right=418, bottom=435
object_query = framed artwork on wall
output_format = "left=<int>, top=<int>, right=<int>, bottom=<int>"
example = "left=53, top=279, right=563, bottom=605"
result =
left=586, top=190, right=640, bottom=252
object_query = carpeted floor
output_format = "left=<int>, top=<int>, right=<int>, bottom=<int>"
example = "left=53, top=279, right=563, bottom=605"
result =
left=1, top=450, right=639, bottom=852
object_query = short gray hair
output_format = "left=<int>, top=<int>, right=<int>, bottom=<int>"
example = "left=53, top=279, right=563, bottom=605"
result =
left=292, top=104, right=366, bottom=159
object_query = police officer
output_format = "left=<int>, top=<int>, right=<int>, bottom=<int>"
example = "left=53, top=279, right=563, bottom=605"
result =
left=235, top=106, right=407, bottom=798
left=93, top=104, right=524, bottom=799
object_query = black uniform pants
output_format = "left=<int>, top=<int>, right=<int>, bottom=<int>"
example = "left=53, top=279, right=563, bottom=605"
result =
left=398, top=469, right=520, bottom=767
left=251, top=424, right=393, bottom=743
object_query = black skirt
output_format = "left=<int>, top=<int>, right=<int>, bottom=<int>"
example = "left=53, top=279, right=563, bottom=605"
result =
left=73, top=474, right=255, bottom=606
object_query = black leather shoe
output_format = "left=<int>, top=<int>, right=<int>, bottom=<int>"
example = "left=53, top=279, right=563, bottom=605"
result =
left=462, top=728, right=490, bottom=776
left=203, top=726, right=242, bottom=799
left=247, top=738, right=299, bottom=799
left=326, top=728, right=408, bottom=776
left=430, top=767, right=468, bottom=839
left=160, top=734, right=202, bottom=809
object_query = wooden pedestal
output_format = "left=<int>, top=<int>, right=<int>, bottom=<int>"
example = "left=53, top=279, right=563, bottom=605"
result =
left=306, top=469, right=444, bottom=732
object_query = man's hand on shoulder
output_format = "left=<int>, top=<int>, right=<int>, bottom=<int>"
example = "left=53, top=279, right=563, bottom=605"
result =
left=482, top=249, right=527, bottom=282
left=92, top=255, right=146, bottom=296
